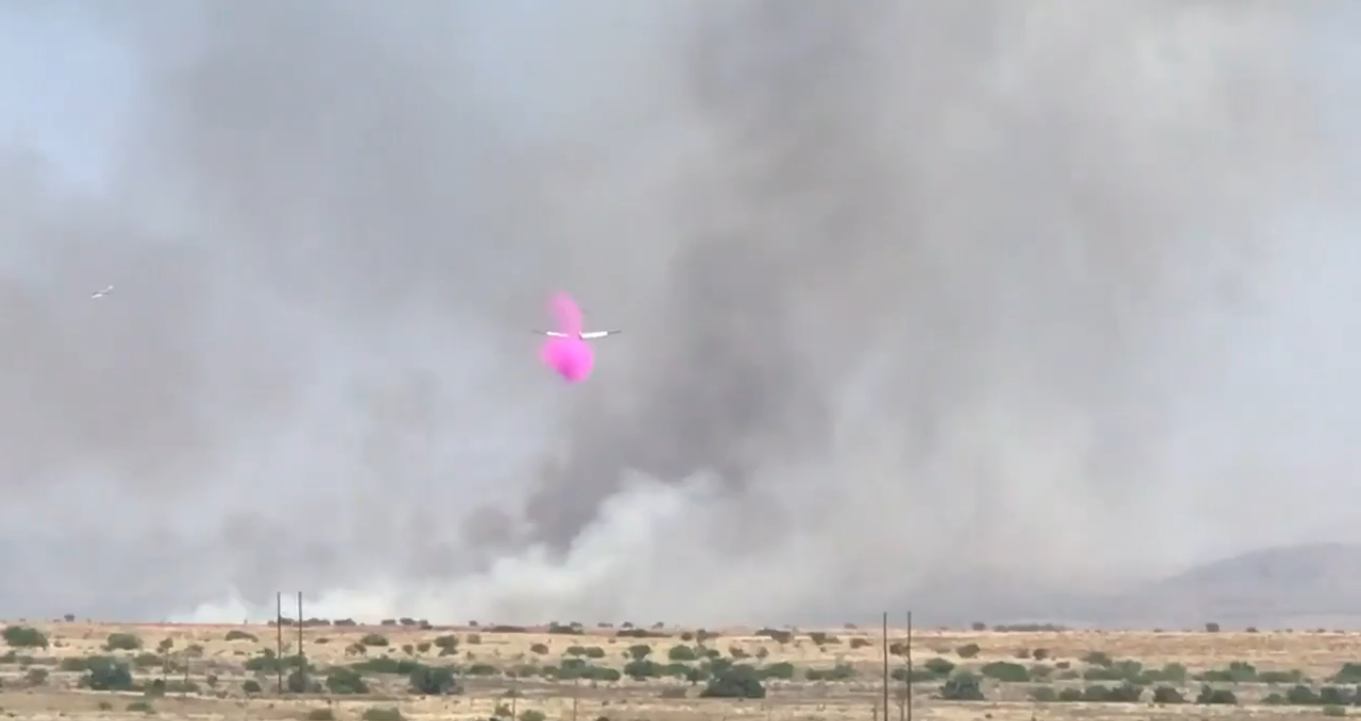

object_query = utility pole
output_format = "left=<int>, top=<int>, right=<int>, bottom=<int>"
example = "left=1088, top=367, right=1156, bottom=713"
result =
left=275, top=592, right=284, bottom=694
left=297, top=592, right=305, bottom=693
left=881, top=612, right=889, bottom=720
left=906, top=611, right=914, bottom=721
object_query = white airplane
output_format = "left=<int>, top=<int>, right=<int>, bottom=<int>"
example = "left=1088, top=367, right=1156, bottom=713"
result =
left=90, top=285, right=114, bottom=299
left=533, top=329, right=622, bottom=340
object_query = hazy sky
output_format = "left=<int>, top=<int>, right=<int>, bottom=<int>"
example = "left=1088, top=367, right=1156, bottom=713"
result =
left=2, top=1, right=1360, bottom=626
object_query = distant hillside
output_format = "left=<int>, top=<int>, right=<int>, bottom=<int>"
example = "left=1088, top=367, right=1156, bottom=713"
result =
left=1082, top=543, right=1361, bottom=629
left=832, top=543, right=1361, bottom=630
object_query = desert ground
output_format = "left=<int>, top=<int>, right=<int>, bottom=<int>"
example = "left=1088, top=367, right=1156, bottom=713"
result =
left=2, top=619, right=1361, bottom=720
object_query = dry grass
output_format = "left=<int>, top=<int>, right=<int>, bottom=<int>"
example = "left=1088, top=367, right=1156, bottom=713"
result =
left=0, top=621, right=1358, bottom=720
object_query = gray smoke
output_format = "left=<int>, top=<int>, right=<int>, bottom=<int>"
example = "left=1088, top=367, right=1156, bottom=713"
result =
left=1, top=0, right=1358, bottom=625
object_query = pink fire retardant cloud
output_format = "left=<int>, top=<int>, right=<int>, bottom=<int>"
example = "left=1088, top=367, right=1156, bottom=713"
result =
left=541, top=293, right=594, bottom=383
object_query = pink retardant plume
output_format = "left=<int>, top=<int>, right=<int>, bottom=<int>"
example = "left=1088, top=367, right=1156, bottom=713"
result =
left=549, top=292, right=583, bottom=336
left=541, top=293, right=594, bottom=383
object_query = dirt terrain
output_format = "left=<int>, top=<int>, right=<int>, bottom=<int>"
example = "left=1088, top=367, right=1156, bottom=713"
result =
left=1, top=621, right=1360, bottom=720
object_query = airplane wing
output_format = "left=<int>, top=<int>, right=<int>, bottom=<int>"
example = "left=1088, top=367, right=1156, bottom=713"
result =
left=579, top=330, right=621, bottom=340
left=534, top=330, right=572, bottom=338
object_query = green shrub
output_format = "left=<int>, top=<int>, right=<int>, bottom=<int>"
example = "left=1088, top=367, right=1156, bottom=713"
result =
left=923, top=658, right=955, bottom=676
left=286, top=668, right=321, bottom=694
left=1029, top=686, right=1057, bottom=702
left=955, top=643, right=980, bottom=659
left=1322, top=686, right=1352, bottom=705
left=1, top=626, right=47, bottom=649
left=307, top=710, right=336, bottom=721
left=126, top=701, right=154, bottom=714
left=326, top=667, right=369, bottom=695
left=350, top=657, right=421, bottom=675
left=1153, top=686, right=1185, bottom=704
left=1333, top=663, right=1361, bottom=683
left=1081, top=651, right=1112, bottom=667
left=511, top=663, right=542, bottom=678
left=60, top=656, right=95, bottom=672
left=1258, top=669, right=1303, bottom=684
left=979, top=661, right=1029, bottom=682
left=1083, top=683, right=1142, bottom=703
left=1149, top=662, right=1188, bottom=683
left=547, top=623, right=582, bottom=636
left=1197, top=661, right=1257, bottom=683
left=242, top=679, right=262, bottom=694
left=939, top=672, right=984, bottom=701
left=434, top=635, right=459, bottom=656
left=1195, top=685, right=1237, bottom=705
left=623, top=659, right=658, bottom=679
left=244, top=651, right=309, bottom=673
left=361, top=708, right=403, bottom=721
left=589, top=665, right=622, bottom=681
left=105, top=633, right=142, bottom=651
left=755, top=628, right=792, bottom=644
left=360, top=633, right=389, bottom=647
left=82, top=658, right=134, bottom=691
left=804, top=664, right=855, bottom=681
left=668, top=645, right=698, bottom=662
left=558, top=663, right=620, bottom=682
left=891, top=668, right=937, bottom=683
left=409, top=664, right=459, bottom=695
left=701, top=665, right=765, bottom=699
left=761, top=662, right=796, bottom=680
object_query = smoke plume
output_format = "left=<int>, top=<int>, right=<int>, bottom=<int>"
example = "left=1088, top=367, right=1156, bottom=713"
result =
left=1, top=0, right=1359, bottom=625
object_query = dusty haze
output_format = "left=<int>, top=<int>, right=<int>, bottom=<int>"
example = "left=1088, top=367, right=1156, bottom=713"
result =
left=1, top=0, right=1359, bottom=625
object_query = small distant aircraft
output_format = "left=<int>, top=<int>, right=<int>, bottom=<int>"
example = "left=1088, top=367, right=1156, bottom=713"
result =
left=533, top=329, right=621, bottom=341
left=90, top=285, right=114, bottom=299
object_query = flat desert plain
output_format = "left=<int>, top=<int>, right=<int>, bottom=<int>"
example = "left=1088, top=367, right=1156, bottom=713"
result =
left=1, top=621, right=1360, bottom=720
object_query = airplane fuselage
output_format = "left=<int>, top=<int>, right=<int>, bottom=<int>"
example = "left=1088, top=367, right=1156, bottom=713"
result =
left=539, top=330, right=620, bottom=341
